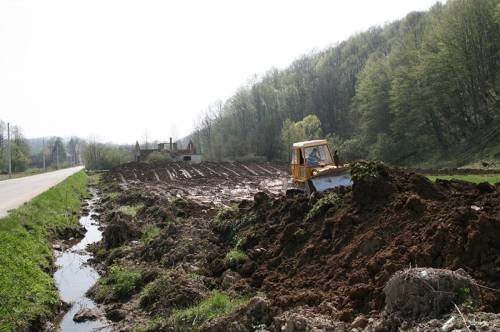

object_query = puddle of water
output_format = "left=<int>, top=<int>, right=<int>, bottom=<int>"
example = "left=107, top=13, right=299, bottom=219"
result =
left=54, top=188, right=110, bottom=332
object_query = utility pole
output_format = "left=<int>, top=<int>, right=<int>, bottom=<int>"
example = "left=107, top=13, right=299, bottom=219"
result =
left=56, top=143, right=59, bottom=169
left=7, top=122, right=11, bottom=178
left=42, top=137, right=46, bottom=171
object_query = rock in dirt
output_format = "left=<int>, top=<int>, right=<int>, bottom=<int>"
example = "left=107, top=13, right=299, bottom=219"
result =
left=384, top=268, right=479, bottom=319
left=105, top=308, right=127, bottom=322
left=273, top=306, right=347, bottom=332
left=73, top=307, right=102, bottom=322
left=351, top=315, right=368, bottom=329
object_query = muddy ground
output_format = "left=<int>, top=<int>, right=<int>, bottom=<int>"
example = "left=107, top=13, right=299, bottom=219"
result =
left=87, top=161, right=500, bottom=331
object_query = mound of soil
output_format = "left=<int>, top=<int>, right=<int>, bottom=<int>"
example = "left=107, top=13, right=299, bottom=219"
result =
left=140, top=269, right=209, bottom=314
left=384, top=267, right=479, bottom=319
left=102, top=212, right=141, bottom=249
left=210, top=161, right=500, bottom=317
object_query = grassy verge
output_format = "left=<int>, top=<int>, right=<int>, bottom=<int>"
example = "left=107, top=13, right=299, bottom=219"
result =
left=0, top=170, right=88, bottom=331
left=427, top=174, right=500, bottom=184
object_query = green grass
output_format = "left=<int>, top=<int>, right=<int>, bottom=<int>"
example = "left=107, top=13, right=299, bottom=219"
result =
left=94, top=265, right=142, bottom=302
left=0, top=170, right=88, bottom=331
left=427, top=174, right=500, bottom=184
left=225, top=248, right=248, bottom=265
left=305, top=192, right=342, bottom=221
left=140, top=225, right=161, bottom=244
left=172, top=290, right=246, bottom=331
left=210, top=205, right=256, bottom=244
left=117, top=203, right=144, bottom=217
left=132, top=317, right=165, bottom=332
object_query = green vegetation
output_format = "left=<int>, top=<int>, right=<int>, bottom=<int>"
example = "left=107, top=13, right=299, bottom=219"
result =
left=0, top=122, right=31, bottom=173
left=427, top=174, right=500, bottom=184
left=457, top=287, right=477, bottom=312
left=141, top=225, right=161, bottom=244
left=190, top=0, right=499, bottom=167
left=281, top=115, right=323, bottom=159
left=0, top=121, right=86, bottom=175
left=132, top=317, right=164, bottom=332
left=145, top=151, right=173, bottom=164
left=94, top=265, right=142, bottom=302
left=172, top=290, right=246, bottom=331
left=187, top=272, right=204, bottom=282
left=0, top=171, right=88, bottom=331
left=83, top=140, right=132, bottom=170
left=117, top=203, right=144, bottom=217
left=139, top=272, right=170, bottom=308
left=211, top=205, right=255, bottom=244
left=305, top=192, right=342, bottom=221
left=225, top=248, right=248, bottom=265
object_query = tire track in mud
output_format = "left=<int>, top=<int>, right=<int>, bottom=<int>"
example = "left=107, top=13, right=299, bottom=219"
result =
left=110, top=161, right=288, bottom=204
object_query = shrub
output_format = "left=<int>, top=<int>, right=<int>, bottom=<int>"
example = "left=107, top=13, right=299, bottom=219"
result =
left=146, top=151, right=172, bottom=165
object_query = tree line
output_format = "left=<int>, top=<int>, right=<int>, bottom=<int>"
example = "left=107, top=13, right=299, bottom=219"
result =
left=0, top=121, right=133, bottom=173
left=190, top=0, right=499, bottom=166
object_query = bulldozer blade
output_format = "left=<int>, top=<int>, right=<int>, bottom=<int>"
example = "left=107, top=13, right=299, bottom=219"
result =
left=308, top=171, right=352, bottom=192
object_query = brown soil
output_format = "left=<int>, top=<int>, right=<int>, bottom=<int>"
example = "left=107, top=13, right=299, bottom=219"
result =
left=89, top=161, right=500, bottom=331
left=208, top=163, right=500, bottom=315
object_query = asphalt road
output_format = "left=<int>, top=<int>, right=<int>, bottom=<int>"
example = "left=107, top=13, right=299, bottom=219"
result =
left=0, top=166, right=85, bottom=218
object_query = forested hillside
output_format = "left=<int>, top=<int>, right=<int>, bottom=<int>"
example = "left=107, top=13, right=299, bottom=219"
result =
left=191, top=0, right=499, bottom=166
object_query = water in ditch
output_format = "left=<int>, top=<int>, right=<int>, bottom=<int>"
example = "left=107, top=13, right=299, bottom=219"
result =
left=53, top=188, right=110, bottom=332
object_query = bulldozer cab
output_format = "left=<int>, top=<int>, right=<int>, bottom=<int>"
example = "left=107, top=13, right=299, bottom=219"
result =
left=290, top=139, right=351, bottom=192
left=291, top=140, right=333, bottom=182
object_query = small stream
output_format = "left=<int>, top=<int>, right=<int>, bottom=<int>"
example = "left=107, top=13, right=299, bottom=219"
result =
left=53, top=188, right=109, bottom=332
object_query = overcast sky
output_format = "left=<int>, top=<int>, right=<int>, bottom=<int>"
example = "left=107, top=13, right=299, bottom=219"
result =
left=0, top=0, right=440, bottom=144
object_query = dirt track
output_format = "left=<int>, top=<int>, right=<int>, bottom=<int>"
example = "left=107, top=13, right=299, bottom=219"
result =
left=89, top=161, right=500, bottom=331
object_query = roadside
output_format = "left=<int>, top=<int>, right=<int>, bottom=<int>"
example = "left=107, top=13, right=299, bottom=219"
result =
left=0, top=170, right=88, bottom=331
left=0, top=166, right=84, bottom=218
left=0, top=165, right=83, bottom=182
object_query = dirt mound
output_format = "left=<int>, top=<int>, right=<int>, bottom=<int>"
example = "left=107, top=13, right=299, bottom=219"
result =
left=384, top=268, right=479, bottom=319
left=140, top=269, right=209, bottom=314
left=209, top=161, right=500, bottom=317
left=102, top=212, right=141, bottom=249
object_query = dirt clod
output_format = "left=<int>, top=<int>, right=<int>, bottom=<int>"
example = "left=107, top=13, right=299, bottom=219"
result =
left=384, top=268, right=479, bottom=319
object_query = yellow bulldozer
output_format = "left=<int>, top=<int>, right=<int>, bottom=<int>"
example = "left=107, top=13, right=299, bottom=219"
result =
left=290, top=139, right=351, bottom=193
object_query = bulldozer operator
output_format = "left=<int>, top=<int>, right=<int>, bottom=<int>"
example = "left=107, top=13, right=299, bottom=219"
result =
left=306, top=147, right=321, bottom=166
